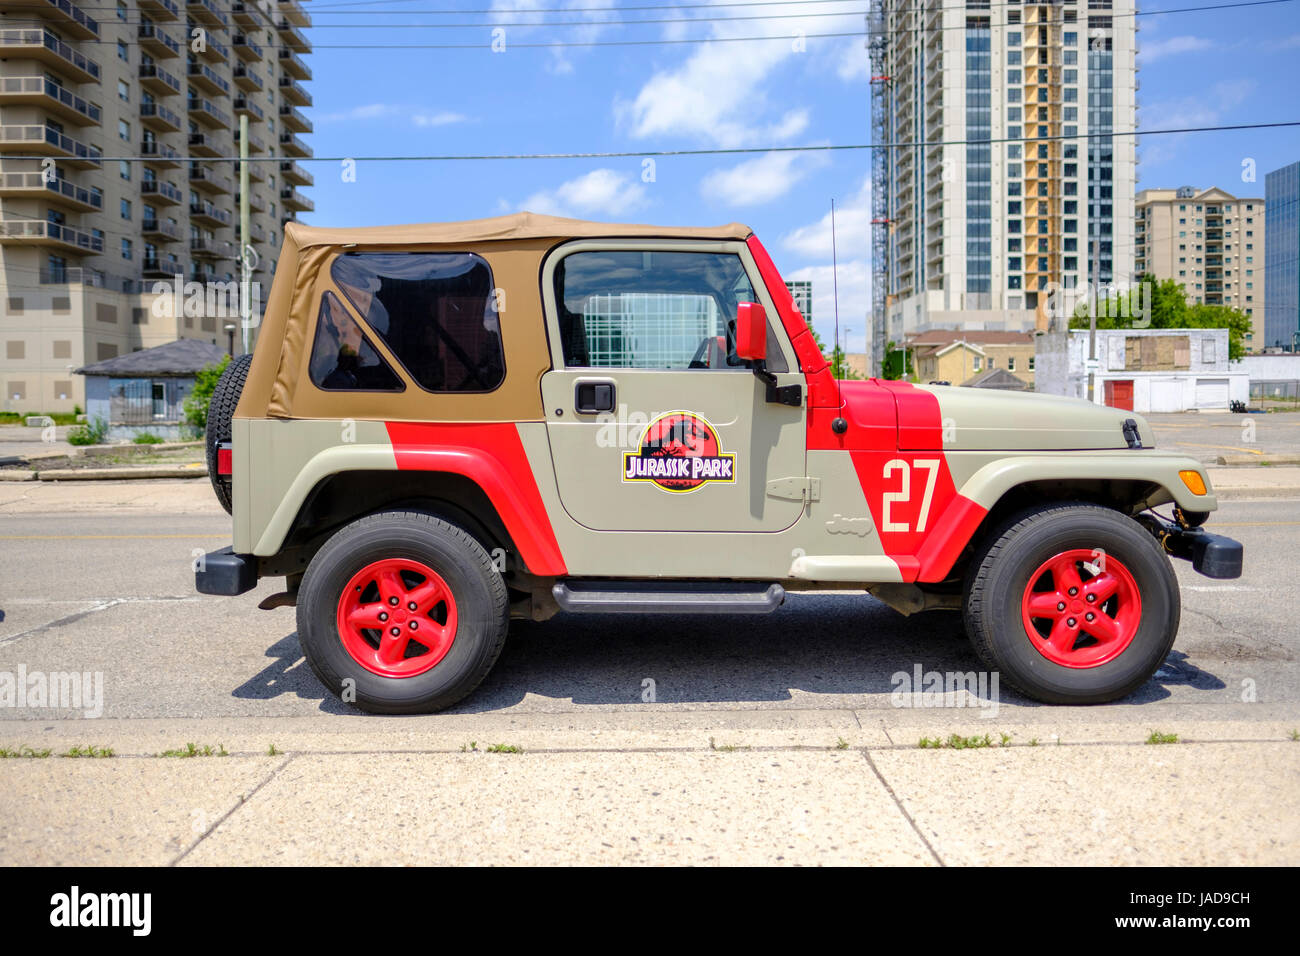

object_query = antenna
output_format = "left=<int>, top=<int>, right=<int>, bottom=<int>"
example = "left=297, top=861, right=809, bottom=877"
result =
left=830, top=198, right=848, bottom=435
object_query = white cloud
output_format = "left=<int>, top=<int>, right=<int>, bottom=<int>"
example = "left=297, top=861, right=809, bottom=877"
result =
left=1139, top=79, right=1256, bottom=168
left=490, top=0, right=609, bottom=75
left=614, top=2, right=860, bottom=147
left=517, top=168, right=649, bottom=218
left=835, top=38, right=871, bottom=82
left=780, top=176, right=873, bottom=259
left=699, top=150, right=825, bottom=207
left=319, top=104, right=467, bottom=128
left=1139, top=35, right=1212, bottom=63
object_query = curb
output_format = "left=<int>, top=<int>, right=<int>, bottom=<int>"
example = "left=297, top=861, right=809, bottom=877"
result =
left=34, top=464, right=208, bottom=481
left=1216, top=454, right=1300, bottom=466
left=74, top=440, right=203, bottom=458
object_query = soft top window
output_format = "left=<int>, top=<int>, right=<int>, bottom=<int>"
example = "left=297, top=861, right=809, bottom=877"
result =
left=331, top=252, right=505, bottom=393
left=309, top=292, right=404, bottom=392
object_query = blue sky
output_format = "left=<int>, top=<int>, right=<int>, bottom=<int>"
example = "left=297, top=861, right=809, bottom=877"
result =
left=300, top=0, right=1300, bottom=351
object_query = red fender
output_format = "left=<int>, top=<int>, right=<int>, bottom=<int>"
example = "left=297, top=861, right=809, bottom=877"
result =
left=385, top=422, right=567, bottom=576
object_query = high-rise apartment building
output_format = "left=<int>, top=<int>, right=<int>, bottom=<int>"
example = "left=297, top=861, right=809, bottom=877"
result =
left=1135, top=186, right=1266, bottom=352
left=869, top=0, right=1137, bottom=360
left=1264, top=160, right=1299, bottom=351
left=0, top=0, right=313, bottom=412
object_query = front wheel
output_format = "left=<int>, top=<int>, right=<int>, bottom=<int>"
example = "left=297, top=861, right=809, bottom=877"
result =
left=963, top=503, right=1180, bottom=704
left=297, top=511, right=509, bottom=713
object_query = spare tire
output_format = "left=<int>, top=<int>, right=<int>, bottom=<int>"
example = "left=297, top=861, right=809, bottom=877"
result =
left=205, top=353, right=253, bottom=514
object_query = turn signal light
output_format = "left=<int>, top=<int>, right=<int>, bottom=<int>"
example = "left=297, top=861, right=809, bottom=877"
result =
left=1179, top=470, right=1207, bottom=496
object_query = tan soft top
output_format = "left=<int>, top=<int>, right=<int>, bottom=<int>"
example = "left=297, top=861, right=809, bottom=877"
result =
left=283, top=211, right=753, bottom=248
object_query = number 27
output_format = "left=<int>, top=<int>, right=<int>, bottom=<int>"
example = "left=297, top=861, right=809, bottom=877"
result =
left=881, top=459, right=940, bottom=533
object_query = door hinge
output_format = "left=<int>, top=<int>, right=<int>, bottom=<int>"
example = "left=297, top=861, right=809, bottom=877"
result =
left=766, top=476, right=820, bottom=503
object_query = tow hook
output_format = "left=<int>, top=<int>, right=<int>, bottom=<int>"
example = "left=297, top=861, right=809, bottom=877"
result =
left=1136, top=513, right=1243, bottom=580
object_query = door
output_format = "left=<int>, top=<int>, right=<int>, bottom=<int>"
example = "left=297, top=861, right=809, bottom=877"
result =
left=1195, top=378, right=1230, bottom=409
left=539, top=243, right=807, bottom=533
left=1104, top=379, right=1133, bottom=410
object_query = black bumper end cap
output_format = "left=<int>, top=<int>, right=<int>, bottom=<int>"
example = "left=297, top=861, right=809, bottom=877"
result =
left=196, top=547, right=258, bottom=595
left=1190, top=532, right=1243, bottom=580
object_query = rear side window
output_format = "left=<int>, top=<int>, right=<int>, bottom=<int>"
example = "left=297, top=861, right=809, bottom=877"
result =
left=309, top=292, right=404, bottom=392
left=331, top=252, right=505, bottom=392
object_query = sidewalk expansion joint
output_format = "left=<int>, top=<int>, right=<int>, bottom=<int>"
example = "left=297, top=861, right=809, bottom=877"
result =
left=860, top=749, right=945, bottom=866
left=169, top=754, right=297, bottom=867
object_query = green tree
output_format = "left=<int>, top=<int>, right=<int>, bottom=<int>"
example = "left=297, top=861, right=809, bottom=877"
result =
left=1068, top=274, right=1249, bottom=360
left=183, top=355, right=231, bottom=430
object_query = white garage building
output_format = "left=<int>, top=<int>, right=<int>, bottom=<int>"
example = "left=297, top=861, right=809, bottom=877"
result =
left=1063, top=328, right=1249, bottom=412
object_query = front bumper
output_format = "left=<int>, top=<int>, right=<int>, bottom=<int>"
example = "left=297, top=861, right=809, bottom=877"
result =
left=1138, top=515, right=1243, bottom=580
left=195, top=547, right=259, bottom=595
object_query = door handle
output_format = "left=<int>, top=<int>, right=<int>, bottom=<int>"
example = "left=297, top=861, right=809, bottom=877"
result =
left=574, top=379, right=616, bottom=414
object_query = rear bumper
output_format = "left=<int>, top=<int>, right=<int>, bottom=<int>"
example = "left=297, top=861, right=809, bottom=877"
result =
left=195, top=546, right=258, bottom=595
left=1138, top=515, right=1243, bottom=580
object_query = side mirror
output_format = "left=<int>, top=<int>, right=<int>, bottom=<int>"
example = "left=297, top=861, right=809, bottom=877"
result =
left=735, top=301, right=766, bottom=362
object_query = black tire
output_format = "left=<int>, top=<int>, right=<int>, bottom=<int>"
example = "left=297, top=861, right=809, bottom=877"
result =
left=296, top=511, right=509, bottom=714
left=963, top=502, right=1181, bottom=704
left=205, top=353, right=253, bottom=514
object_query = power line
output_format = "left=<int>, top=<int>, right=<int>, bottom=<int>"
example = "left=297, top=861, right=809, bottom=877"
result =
left=5, top=120, right=1296, bottom=165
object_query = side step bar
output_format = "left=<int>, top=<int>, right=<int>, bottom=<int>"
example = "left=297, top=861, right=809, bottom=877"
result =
left=553, top=581, right=785, bottom=615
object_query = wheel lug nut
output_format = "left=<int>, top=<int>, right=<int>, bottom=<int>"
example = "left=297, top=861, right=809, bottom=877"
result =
left=378, top=612, right=388, bottom=622
left=1067, top=618, right=1077, bottom=627
left=1068, top=587, right=1079, bottom=596
left=388, top=596, right=399, bottom=606
left=409, top=621, right=418, bottom=630
left=1086, top=612, right=1095, bottom=621
left=390, top=627, right=401, bottom=637
left=1086, top=593, right=1097, bottom=603
left=1057, top=602, right=1066, bottom=611
left=408, top=602, right=417, bottom=611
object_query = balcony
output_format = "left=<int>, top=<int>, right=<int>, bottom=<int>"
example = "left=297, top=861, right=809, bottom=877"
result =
left=188, top=95, right=231, bottom=129
left=233, top=63, right=263, bottom=91
left=234, top=189, right=266, bottom=213
left=233, top=95, right=264, bottom=122
left=141, top=256, right=176, bottom=279
left=245, top=129, right=266, bottom=154
left=189, top=164, right=234, bottom=195
left=279, top=0, right=310, bottom=28
left=278, top=47, right=311, bottom=80
left=8, top=0, right=100, bottom=40
left=0, top=124, right=100, bottom=166
left=232, top=33, right=263, bottom=61
left=139, top=62, right=182, bottom=96
left=189, top=199, right=232, bottom=227
left=0, top=77, right=100, bottom=124
left=141, top=179, right=184, bottom=205
left=232, top=2, right=264, bottom=29
left=141, top=139, right=181, bottom=167
left=278, top=131, right=308, bottom=157
left=140, top=101, right=184, bottom=132
left=0, top=172, right=102, bottom=212
left=278, top=104, right=311, bottom=133
left=187, top=0, right=228, bottom=29
left=141, top=217, right=182, bottom=241
left=0, top=219, right=103, bottom=255
left=247, top=155, right=266, bottom=179
left=191, top=236, right=235, bottom=259
left=0, top=29, right=101, bottom=84
left=190, top=22, right=230, bottom=62
left=137, top=22, right=180, bottom=58
left=280, top=187, right=313, bottom=212
left=279, top=160, right=312, bottom=186
left=188, top=131, right=228, bottom=156
left=278, top=75, right=311, bottom=106
left=187, top=60, right=231, bottom=96
left=139, top=0, right=180, bottom=21
left=276, top=18, right=310, bottom=52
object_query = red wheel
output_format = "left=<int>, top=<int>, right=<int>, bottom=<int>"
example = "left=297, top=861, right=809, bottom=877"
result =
left=335, top=557, right=458, bottom=678
left=1021, top=549, right=1141, bottom=669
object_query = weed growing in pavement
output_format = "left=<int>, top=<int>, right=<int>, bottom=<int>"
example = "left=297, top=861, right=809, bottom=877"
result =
left=60, top=745, right=113, bottom=758
left=158, top=742, right=229, bottom=757
left=0, top=745, right=52, bottom=758
left=486, top=743, right=522, bottom=754
left=1145, top=730, right=1179, bottom=745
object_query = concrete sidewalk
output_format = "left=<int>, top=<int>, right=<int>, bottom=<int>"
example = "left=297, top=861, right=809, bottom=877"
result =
left=1, top=712, right=1296, bottom=865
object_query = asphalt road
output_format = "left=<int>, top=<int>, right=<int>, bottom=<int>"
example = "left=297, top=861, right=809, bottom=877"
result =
left=0, top=497, right=1295, bottom=724
left=1146, top=411, right=1300, bottom=464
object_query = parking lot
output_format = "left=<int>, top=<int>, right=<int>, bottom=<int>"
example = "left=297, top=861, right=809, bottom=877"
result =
left=1, top=475, right=1297, bottom=865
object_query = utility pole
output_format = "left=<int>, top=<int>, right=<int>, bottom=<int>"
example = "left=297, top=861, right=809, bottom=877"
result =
left=238, top=114, right=251, bottom=356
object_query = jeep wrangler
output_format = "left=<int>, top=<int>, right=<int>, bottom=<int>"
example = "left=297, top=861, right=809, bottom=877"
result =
left=196, top=212, right=1243, bottom=713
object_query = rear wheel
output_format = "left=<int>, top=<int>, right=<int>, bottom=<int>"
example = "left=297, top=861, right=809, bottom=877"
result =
left=205, top=353, right=252, bottom=514
left=297, top=511, right=509, bottom=713
left=963, top=503, right=1180, bottom=704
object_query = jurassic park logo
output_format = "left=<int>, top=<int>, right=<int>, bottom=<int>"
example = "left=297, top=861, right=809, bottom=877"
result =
left=622, top=411, right=736, bottom=494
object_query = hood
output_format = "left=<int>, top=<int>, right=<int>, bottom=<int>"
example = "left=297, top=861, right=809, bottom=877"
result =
left=880, top=382, right=1156, bottom=452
